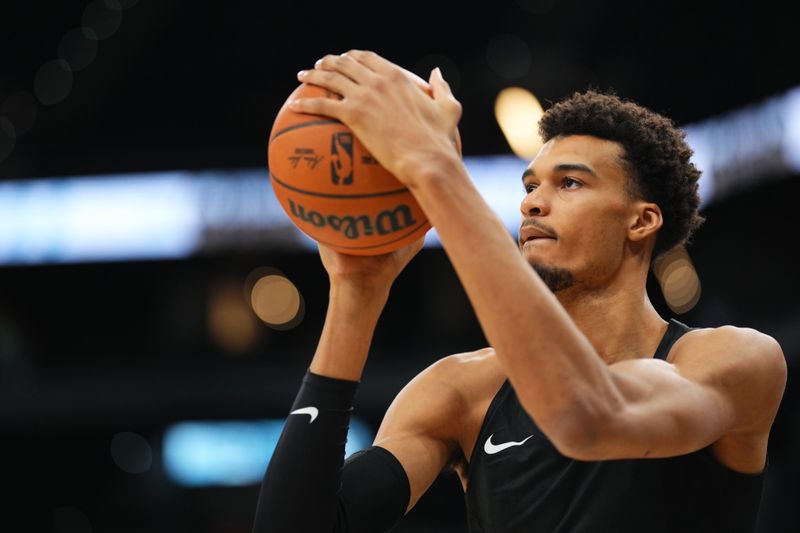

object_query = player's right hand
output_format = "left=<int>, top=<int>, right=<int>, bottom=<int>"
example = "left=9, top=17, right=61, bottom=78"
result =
left=318, top=236, right=424, bottom=292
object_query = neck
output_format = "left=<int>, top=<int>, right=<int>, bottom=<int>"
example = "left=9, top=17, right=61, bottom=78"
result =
left=555, top=270, right=668, bottom=365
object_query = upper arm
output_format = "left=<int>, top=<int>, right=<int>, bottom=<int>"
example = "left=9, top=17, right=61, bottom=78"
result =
left=573, top=327, right=787, bottom=461
left=372, top=355, right=468, bottom=513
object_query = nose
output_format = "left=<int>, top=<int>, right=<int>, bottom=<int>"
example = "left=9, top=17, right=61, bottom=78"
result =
left=520, top=186, right=550, bottom=217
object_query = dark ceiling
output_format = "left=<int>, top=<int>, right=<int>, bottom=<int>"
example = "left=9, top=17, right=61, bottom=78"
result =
left=2, top=0, right=799, bottom=180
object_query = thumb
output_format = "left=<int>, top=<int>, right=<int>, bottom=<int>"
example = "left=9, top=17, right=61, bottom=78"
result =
left=429, top=67, right=452, bottom=101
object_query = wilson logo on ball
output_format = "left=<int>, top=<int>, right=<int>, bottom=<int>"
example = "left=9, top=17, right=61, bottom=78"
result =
left=268, top=83, right=445, bottom=255
left=288, top=199, right=417, bottom=239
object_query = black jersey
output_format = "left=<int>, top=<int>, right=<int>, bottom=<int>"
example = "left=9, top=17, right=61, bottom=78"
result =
left=464, top=319, right=766, bottom=533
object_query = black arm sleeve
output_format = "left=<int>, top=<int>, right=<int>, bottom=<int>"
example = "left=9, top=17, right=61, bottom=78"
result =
left=251, top=370, right=410, bottom=533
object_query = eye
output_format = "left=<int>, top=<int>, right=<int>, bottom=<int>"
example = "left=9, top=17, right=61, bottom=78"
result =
left=524, top=182, right=538, bottom=193
left=562, top=176, right=582, bottom=189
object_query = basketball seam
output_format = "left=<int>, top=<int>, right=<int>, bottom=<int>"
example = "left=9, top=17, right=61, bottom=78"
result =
left=270, top=173, right=409, bottom=199
left=269, top=114, right=427, bottom=251
left=269, top=118, right=343, bottom=143
left=309, top=219, right=430, bottom=250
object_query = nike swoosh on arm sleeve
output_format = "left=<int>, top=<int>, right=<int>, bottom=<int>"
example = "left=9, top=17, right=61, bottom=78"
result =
left=251, top=370, right=409, bottom=533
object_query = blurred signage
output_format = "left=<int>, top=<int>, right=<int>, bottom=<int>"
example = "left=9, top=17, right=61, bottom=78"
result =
left=163, top=417, right=373, bottom=487
left=2, top=85, right=799, bottom=266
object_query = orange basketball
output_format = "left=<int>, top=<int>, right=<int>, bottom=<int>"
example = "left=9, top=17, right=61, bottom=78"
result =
left=268, top=83, right=445, bottom=256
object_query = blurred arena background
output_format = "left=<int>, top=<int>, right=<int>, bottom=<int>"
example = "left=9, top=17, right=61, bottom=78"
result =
left=1, top=1, right=799, bottom=531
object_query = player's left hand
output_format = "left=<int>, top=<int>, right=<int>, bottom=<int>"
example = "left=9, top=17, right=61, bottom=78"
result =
left=289, top=50, right=462, bottom=188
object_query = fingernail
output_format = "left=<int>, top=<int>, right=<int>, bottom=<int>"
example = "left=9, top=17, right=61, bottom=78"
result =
left=315, top=58, right=323, bottom=67
left=297, top=70, right=307, bottom=78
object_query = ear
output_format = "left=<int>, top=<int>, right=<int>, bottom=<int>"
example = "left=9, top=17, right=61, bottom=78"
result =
left=628, top=201, right=662, bottom=242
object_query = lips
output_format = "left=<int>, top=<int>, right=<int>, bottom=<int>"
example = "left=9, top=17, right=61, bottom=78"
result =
left=519, top=225, right=556, bottom=244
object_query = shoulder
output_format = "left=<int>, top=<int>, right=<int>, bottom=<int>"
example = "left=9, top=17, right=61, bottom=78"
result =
left=378, top=347, right=503, bottom=436
left=671, top=325, right=787, bottom=430
left=671, top=325, right=785, bottom=377
left=372, top=348, right=503, bottom=511
left=431, top=347, right=506, bottom=402
left=402, top=347, right=503, bottom=409
left=430, top=347, right=501, bottom=377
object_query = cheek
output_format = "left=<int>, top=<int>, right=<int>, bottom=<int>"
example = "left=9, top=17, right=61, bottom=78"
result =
left=565, top=209, right=628, bottom=262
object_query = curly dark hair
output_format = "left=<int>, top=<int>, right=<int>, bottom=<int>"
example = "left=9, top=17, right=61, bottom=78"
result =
left=538, top=89, right=704, bottom=260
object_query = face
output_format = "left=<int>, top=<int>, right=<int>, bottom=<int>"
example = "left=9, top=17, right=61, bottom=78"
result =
left=519, top=135, right=638, bottom=293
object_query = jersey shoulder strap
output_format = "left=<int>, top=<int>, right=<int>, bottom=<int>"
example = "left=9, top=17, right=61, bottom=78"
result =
left=653, top=318, right=693, bottom=361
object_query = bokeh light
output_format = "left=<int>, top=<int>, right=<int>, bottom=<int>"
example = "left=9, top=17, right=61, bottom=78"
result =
left=34, top=59, right=74, bottom=105
left=207, top=280, right=259, bottom=354
left=82, top=0, right=123, bottom=41
left=250, top=273, right=304, bottom=330
left=487, top=34, right=532, bottom=79
left=58, top=28, right=100, bottom=71
left=652, top=245, right=702, bottom=314
left=110, top=431, right=153, bottom=474
left=495, top=87, right=545, bottom=158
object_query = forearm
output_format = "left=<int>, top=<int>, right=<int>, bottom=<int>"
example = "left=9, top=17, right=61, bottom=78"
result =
left=407, top=156, right=620, bottom=446
left=253, top=370, right=358, bottom=532
left=310, top=282, right=390, bottom=381
left=253, top=282, right=408, bottom=533
left=253, top=371, right=410, bottom=533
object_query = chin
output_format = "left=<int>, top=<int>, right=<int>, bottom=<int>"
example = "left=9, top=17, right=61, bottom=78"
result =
left=521, top=246, right=552, bottom=265
left=527, top=260, right=575, bottom=294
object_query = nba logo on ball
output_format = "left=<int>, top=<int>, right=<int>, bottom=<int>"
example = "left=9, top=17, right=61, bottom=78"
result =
left=268, top=83, right=432, bottom=256
left=331, top=132, right=353, bottom=185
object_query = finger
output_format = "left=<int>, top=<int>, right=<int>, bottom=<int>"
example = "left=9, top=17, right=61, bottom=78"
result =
left=412, top=235, right=426, bottom=254
left=430, top=67, right=462, bottom=120
left=297, top=68, right=357, bottom=98
left=314, top=53, right=374, bottom=85
left=340, top=49, right=396, bottom=75
left=429, top=67, right=452, bottom=100
left=287, top=96, right=344, bottom=119
left=342, top=49, right=431, bottom=94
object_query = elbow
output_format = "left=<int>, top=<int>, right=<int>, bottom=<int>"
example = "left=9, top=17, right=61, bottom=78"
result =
left=548, top=416, right=606, bottom=461
left=530, top=395, right=621, bottom=461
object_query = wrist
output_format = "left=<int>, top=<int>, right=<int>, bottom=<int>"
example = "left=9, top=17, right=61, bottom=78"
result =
left=329, top=279, right=391, bottom=310
left=400, top=148, right=464, bottom=192
left=311, top=281, right=388, bottom=382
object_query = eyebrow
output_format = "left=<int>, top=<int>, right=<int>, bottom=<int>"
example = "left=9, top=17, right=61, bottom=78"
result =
left=521, top=163, right=598, bottom=182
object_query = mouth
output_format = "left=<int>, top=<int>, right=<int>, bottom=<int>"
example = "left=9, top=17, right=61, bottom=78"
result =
left=519, top=225, right=557, bottom=246
left=522, top=236, right=556, bottom=243
left=520, top=237, right=557, bottom=250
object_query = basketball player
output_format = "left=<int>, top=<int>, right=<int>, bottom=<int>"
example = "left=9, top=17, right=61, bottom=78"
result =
left=251, top=51, right=787, bottom=532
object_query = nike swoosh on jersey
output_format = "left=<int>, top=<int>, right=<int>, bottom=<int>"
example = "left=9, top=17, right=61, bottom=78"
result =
left=289, top=406, right=319, bottom=424
left=483, top=433, right=534, bottom=455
